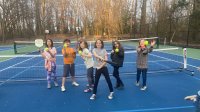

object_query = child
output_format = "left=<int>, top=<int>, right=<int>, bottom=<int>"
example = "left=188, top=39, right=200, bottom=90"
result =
left=110, top=40, right=124, bottom=89
left=78, top=40, right=94, bottom=92
left=136, top=39, right=155, bottom=90
left=41, top=39, right=58, bottom=89
left=185, top=91, right=200, bottom=112
left=90, top=39, right=114, bottom=100
left=61, top=39, right=79, bottom=92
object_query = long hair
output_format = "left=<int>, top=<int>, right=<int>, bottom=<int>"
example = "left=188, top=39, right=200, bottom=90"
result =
left=139, top=39, right=147, bottom=47
left=78, top=40, right=88, bottom=51
left=63, top=38, right=71, bottom=44
left=112, top=40, right=123, bottom=50
left=94, top=39, right=104, bottom=49
left=45, top=39, right=54, bottom=48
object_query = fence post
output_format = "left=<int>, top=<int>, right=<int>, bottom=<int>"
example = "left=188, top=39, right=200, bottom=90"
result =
left=14, top=41, right=17, bottom=54
left=186, top=16, right=190, bottom=47
left=156, top=37, right=159, bottom=49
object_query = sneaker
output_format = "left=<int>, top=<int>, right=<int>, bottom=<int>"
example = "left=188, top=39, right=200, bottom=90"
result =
left=90, top=94, right=96, bottom=100
left=135, top=82, right=140, bottom=86
left=54, top=82, right=59, bottom=87
left=108, top=92, right=114, bottom=100
left=47, top=83, right=51, bottom=89
left=140, top=86, right=147, bottom=91
left=61, top=86, right=66, bottom=92
left=84, top=88, right=92, bottom=93
left=86, top=84, right=89, bottom=87
left=114, top=84, right=120, bottom=89
left=117, top=85, right=124, bottom=89
left=72, top=82, right=79, bottom=86
left=86, top=84, right=94, bottom=87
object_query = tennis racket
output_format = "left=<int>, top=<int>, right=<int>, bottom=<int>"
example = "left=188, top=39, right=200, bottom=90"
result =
left=35, top=39, right=44, bottom=52
left=104, top=60, right=118, bottom=66
left=35, top=39, right=48, bottom=59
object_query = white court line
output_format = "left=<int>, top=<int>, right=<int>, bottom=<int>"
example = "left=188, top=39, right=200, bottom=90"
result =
left=123, top=60, right=170, bottom=64
left=150, top=53, right=200, bottom=81
left=10, top=63, right=86, bottom=68
left=0, top=57, right=35, bottom=73
left=0, top=59, right=43, bottom=86
left=0, top=45, right=63, bottom=63
left=0, top=51, right=41, bottom=63
left=153, top=61, right=171, bottom=69
left=150, top=53, right=199, bottom=69
left=110, top=105, right=194, bottom=112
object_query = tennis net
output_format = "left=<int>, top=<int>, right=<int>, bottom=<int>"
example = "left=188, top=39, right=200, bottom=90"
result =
left=13, top=37, right=159, bottom=54
left=0, top=47, right=191, bottom=82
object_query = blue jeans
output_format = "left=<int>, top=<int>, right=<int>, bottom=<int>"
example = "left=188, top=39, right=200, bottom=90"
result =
left=136, top=68, right=147, bottom=87
left=87, top=67, right=94, bottom=88
left=113, top=66, right=124, bottom=87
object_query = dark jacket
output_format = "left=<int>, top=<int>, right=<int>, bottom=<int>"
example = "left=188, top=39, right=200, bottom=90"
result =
left=110, top=47, right=124, bottom=67
left=136, top=46, right=153, bottom=68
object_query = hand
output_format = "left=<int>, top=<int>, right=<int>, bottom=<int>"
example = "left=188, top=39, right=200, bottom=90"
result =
left=64, top=53, right=68, bottom=57
left=151, top=40, right=156, bottom=46
left=96, top=66, right=101, bottom=70
left=111, top=50, right=114, bottom=53
left=38, top=48, right=42, bottom=53
left=97, top=65, right=103, bottom=70
left=49, top=58, right=56, bottom=62
left=99, top=57, right=105, bottom=62
left=81, top=53, right=85, bottom=57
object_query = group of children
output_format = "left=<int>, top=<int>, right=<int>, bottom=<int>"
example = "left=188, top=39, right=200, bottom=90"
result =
left=40, top=38, right=155, bottom=100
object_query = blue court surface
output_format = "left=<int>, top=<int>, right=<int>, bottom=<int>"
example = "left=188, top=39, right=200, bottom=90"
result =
left=0, top=46, right=200, bottom=112
left=0, top=46, right=13, bottom=51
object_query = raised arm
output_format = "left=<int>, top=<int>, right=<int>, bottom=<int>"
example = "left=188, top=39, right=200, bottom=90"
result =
left=118, top=48, right=124, bottom=58
left=62, top=48, right=68, bottom=58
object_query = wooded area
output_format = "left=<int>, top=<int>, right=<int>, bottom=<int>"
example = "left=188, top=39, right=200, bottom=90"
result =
left=0, top=0, right=199, bottom=46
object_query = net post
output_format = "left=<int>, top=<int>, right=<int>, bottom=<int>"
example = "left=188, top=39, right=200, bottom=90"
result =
left=183, top=47, right=187, bottom=69
left=14, top=41, right=17, bottom=54
left=156, top=37, right=159, bottom=49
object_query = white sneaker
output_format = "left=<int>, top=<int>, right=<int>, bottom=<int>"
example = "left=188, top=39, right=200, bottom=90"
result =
left=108, top=92, right=114, bottom=100
left=72, top=82, right=79, bottom=86
left=84, top=88, right=93, bottom=93
left=47, top=83, right=51, bottom=89
left=54, top=82, right=59, bottom=87
left=90, top=94, right=96, bottom=100
left=61, top=86, right=66, bottom=92
left=140, top=86, right=147, bottom=91
left=135, top=82, right=139, bottom=86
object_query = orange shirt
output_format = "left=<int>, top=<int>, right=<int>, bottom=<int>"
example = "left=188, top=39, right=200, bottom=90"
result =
left=62, top=47, right=76, bottom=64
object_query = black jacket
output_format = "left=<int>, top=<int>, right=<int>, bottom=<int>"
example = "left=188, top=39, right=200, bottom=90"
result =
left=110, top=47, right=124, bottom=67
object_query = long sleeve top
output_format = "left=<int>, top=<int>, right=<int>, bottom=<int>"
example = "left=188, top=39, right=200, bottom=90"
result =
left=136, top=46, right=153, bottom=68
